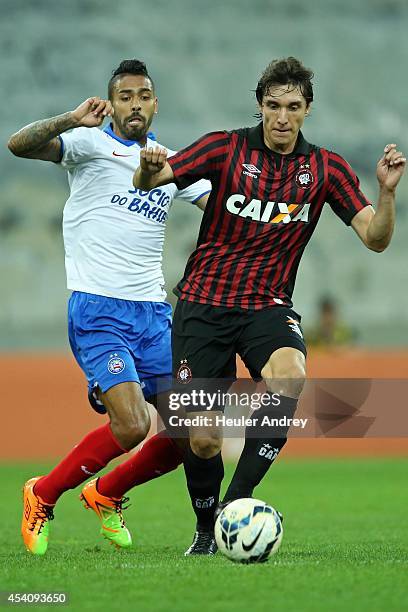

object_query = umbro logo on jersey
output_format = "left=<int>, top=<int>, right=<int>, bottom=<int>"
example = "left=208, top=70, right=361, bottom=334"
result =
left=112, top=151, right=134, bottom=157
left=242, top=164, right=261, bottom=173
left=242, top=163, right=262, bottom=179
left=226, top=194, right=310, bottom=224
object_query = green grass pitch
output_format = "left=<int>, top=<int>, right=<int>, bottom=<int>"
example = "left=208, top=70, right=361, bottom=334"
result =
left=1, top=458, right=407, bottom=611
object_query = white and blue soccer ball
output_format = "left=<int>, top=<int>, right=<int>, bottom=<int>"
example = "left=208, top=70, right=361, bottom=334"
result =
left=215, top=498, right=283, bottom=563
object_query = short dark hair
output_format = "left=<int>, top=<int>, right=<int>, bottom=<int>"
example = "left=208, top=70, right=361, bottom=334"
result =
left=108, top=59, right=154, bottom=99
left=255, top=57, right=314, bottom=106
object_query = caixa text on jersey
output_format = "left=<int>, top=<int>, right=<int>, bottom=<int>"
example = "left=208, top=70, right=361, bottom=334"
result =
left=226, top=194, right=311, bottom=224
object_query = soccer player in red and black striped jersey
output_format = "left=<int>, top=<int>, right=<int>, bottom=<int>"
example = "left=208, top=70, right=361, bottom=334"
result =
left=133, top=57, right=406, bottom=554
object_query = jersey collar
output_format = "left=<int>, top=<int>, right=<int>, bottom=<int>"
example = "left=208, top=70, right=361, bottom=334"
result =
left=248, top=122, right=312, bottom=155
left=103, top=122, right=156, bottom=147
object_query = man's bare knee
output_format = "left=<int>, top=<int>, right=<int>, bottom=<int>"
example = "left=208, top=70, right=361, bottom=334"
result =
left=110, top=407, right=151, bottom=450
left=102, top=382, right=151, bottom=450
left=271, top=373, right=305, bottom=398
left=190, top=436, right=222, bottom=459
left=261, top=348, right=306, bottom=399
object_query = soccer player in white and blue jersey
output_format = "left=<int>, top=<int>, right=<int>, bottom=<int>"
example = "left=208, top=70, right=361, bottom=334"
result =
left=9, top=60, right=211, bottom=555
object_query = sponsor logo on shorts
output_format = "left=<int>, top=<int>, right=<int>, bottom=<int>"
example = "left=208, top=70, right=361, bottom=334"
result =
left=107, top=353, right=126, bottom=375
left=177, top=359, right=192, bottom=384
left=295, top=164, right=314, bottom=189
left=286, top=316, right=303, bottom=338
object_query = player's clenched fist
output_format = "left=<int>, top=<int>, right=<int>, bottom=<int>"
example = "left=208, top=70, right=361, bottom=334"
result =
left=140, top=146, right=168, bottom=174
left=377, top=143, right=406, bottom=192
left=71, top=97, right=113, bottom=128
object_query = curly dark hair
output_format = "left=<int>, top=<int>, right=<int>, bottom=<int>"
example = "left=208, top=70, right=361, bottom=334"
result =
left=255, top=57, right=314, bottom=106
left=108, top=59, right=154, bottom=99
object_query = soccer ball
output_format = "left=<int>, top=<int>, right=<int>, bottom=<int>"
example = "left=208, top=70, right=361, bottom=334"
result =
left=215, top=498, right=283, bottom=563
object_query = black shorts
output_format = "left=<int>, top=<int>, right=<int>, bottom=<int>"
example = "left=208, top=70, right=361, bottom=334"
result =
left=172, top=300, right=306, bottom=388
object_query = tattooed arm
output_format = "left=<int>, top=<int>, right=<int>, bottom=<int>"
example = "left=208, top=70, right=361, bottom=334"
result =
left=8, top=112, right=76, bottom=162
left=7, top=97, right=113, bottom=162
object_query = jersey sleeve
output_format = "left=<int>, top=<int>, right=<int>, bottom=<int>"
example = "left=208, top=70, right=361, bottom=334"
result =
left=167, top=131, right=230, bottom=190
left=59, top=127, right=97, bottom=168
left=175, top=179, right=212, bottom=204
left=326, top=152, right=371, bottom=225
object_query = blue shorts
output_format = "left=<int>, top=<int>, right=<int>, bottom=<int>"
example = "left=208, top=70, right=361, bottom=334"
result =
left=68, top=291, right=172, bottom=401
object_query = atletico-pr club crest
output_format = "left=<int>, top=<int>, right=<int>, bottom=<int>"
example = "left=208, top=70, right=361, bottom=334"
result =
left=177, top=359, right=192, bottom=384
left=295, top=164, right=314, bottom=189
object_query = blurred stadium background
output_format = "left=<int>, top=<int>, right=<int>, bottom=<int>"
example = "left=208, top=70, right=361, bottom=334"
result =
left=1, top=4, right=407, bottom=611
left=0, top=0, right=407, bottom=461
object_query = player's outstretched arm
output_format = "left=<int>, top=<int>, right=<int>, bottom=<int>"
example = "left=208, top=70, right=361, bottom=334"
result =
left=352, top=144, right=406, bottom=252
left=7, top=97, right=113, bottom=162
left=133, top=146, right=174, bottom=190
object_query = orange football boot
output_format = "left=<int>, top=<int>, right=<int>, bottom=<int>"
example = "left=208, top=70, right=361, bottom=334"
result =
left=21, top=477, right=54, bottom=555
left=80, top=478, right=132, bottom=548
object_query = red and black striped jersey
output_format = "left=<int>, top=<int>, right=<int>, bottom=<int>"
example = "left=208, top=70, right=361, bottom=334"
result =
left=168, top=123, right=371, bottom=310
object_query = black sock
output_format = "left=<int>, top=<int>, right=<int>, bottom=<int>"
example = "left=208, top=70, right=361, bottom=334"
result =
left=183, top=446, right=224, bottom=530
left=223, top=395, right=298, bottom=502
